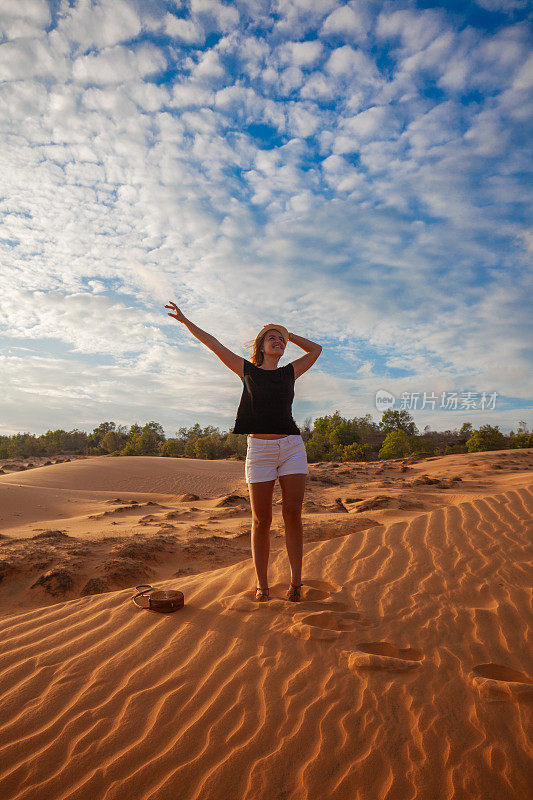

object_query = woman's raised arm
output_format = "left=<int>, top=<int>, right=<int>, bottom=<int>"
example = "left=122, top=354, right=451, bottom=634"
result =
left=164, top=300, right=244, bottom=378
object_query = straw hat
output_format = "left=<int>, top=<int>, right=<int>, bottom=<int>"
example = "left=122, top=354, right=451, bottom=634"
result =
left=256, top=323, right=289, bottom=343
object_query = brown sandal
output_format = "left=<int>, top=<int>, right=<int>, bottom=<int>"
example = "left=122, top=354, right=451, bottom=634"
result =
left=286, top=583, right=303, bottom=602
left=255, top=586, right=270, bottom=602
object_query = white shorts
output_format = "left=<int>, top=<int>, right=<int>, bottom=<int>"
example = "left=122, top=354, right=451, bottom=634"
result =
left=245, top=434, right=309, bottom=484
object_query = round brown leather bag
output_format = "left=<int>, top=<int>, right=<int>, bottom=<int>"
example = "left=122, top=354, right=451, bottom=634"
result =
left=132, top=584, right=184, bottom=613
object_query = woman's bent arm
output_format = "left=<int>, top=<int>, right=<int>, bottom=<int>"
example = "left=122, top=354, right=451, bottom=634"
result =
left=288, top=331, right=322, bottom=380
left=289, top=331, right=322, bottom=354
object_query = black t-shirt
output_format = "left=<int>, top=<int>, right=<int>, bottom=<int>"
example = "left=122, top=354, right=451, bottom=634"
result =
left=232, top=358, right=301, bottom=435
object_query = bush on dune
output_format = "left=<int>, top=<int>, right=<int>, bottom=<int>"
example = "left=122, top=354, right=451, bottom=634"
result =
left=378, top=430, right=411, bottom=459
left=467, top=424, right=507, bottom=452
left=1, top=411, right=527, bottom=463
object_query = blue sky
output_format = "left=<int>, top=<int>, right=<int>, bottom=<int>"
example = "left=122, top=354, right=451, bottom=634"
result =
left=0, top=0, right=531, bottom=437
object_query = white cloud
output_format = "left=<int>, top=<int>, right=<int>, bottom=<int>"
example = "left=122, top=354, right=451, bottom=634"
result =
left=56, top=0, right=142, bottom=51
left=321, top=154, right=365, bottom=193
left=0, top=0, right=51, bottom=39
left=165, top=13, right=205, bottom=44
left=399, top=31, right=456, bottom=78
left=287, top=102, right=321, bottom=137
left=278, top=66, right=304, bottom=94
left=278, top=40, right=323, bottom=68
left=339, top=105, right=390, bottom=141
left=437, top=55, right=471, bottom=93
left=216, top=32, right=269, bottom=79
left=357, top=360, right=375, bottom=375
left=473, top=0, right=528, bottom=10
left=191, top=48, right=225, bottom=81
left=320, top=4, right=370, bottom=42
left=376, top=8, right=445, bottom=53
left=518, top=229, right=533, bottom=253
left=274, top=0, right=338, bottom=37
left=0, top=289, right=164, bottom=356
left=512, top=53, right=533, bottom=90
left=0, top=0, right=530, bottom=436
left=172, top=82, right=214, bottom=108
left=189, top=0, right=239, bottom=32
left=0, top=37, right=68, bottom=81
left=126, top=82, right=170, bottom=113
left=463, top=106, right=510, bottom=156
left=403, top=101, right=461, bottom=154
left=299, top=70, right=336, bottom=100
left=0, top=342, right=250, bottom=436
left=73, top=43, right=166, bottom=84
left=325, top=45, right=380, bottom=88
left=0, top=78, right=49, bottom=126
left=213, top=84, right=286, bottom=132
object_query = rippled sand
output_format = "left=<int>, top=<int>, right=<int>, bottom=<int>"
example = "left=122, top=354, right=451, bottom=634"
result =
left=0, top=449, right=532, bottom=799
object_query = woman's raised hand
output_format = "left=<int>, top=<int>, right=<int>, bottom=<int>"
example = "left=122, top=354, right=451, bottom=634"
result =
left=165, top=300, right=187, bottom=324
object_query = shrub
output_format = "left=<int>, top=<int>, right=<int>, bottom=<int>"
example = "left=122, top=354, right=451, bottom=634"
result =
left=378, top=430, right=411, bottom=459
left=161, top=439, right=185, bottom=457
left=466, top=424, right=507, bottom=452
left=101, top=430, right=127, bottom=453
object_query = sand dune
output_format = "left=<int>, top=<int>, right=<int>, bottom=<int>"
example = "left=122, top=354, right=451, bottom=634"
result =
left=0, top=450, right=532, bottom=798
left=0, top=456, right=244, bottom=529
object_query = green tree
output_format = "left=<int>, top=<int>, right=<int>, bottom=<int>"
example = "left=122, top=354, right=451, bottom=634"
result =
left=161, top=438, right=185, bottom=457
left=40, top=429, right=88, bottom=455
left=144, top=421, right=166, bottom=442
left=225, top=432, right=247, bottom=459
left=138, top=428, right=162, bottom=455
left=509, top=421, right=531, bottom=449
left=5, top=433, right=42, bottom=458
left=343, top=442, right=369, bottom=461
left=509, top=432, right=530, bottom=449
left=330, top=420, right=362, bottom=448
left=409, top=438, right=435, bottom=456
left=305, top=429, right=330, bottom=463
left=300, top=415, right=313, bottom=442
left=444, top=443, right=468, bottom=455
left=121, top=424, right=162, bottom=455
left=127, top=423, right=143, bottom=441
left=305, top=411, right=376, bottom=462
left=101, top=430, right=127, bottom=453
left=460, top=422, right=473, bottom=439
left=91, top=422, right=117, bottom=447
left=194, top=435, right=227, bottom=460
left=378, top=430, right=412, bottom=459
left=466, top=424, right=507, bottom=452
left=379, top=409, right=418, bottom=436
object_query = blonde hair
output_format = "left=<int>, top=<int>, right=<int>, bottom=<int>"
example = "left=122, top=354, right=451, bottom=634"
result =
left=244, top=328, right=287, bottom=367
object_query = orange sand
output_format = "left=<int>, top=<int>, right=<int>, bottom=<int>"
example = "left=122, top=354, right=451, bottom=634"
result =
left=0, top=449, right=532, bottom=799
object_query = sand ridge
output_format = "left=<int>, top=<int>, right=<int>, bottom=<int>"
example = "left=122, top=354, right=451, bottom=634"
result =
left=0, top=449, right=532, bottom=798
left=1, top=450, right=532, bottom=616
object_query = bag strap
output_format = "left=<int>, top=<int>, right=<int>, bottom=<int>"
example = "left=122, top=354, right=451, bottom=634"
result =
left=132, top=584, right=154, bottom=609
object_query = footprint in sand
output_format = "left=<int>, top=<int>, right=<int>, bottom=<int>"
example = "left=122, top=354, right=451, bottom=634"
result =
left=472, top=663, right=533, bottom=701
left=339, top=642, right=424, bottom=672
left=298, top=578, right=343, bottom=600
left=289, top=610, right=376, bottom=641
left=303, top=611, right=374, bottom=630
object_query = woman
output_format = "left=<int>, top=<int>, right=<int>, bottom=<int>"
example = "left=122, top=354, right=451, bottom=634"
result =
left=164, top=300, right=322, bottom=603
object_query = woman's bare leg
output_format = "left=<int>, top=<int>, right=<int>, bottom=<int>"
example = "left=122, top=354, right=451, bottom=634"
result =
left=278, top=473, right=307, bottom=585
left=248, top=479, right=275, bottom=590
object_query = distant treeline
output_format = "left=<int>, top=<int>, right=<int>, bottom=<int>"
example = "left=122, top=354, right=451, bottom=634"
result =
left=1, top=411, right=531, bottom=463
